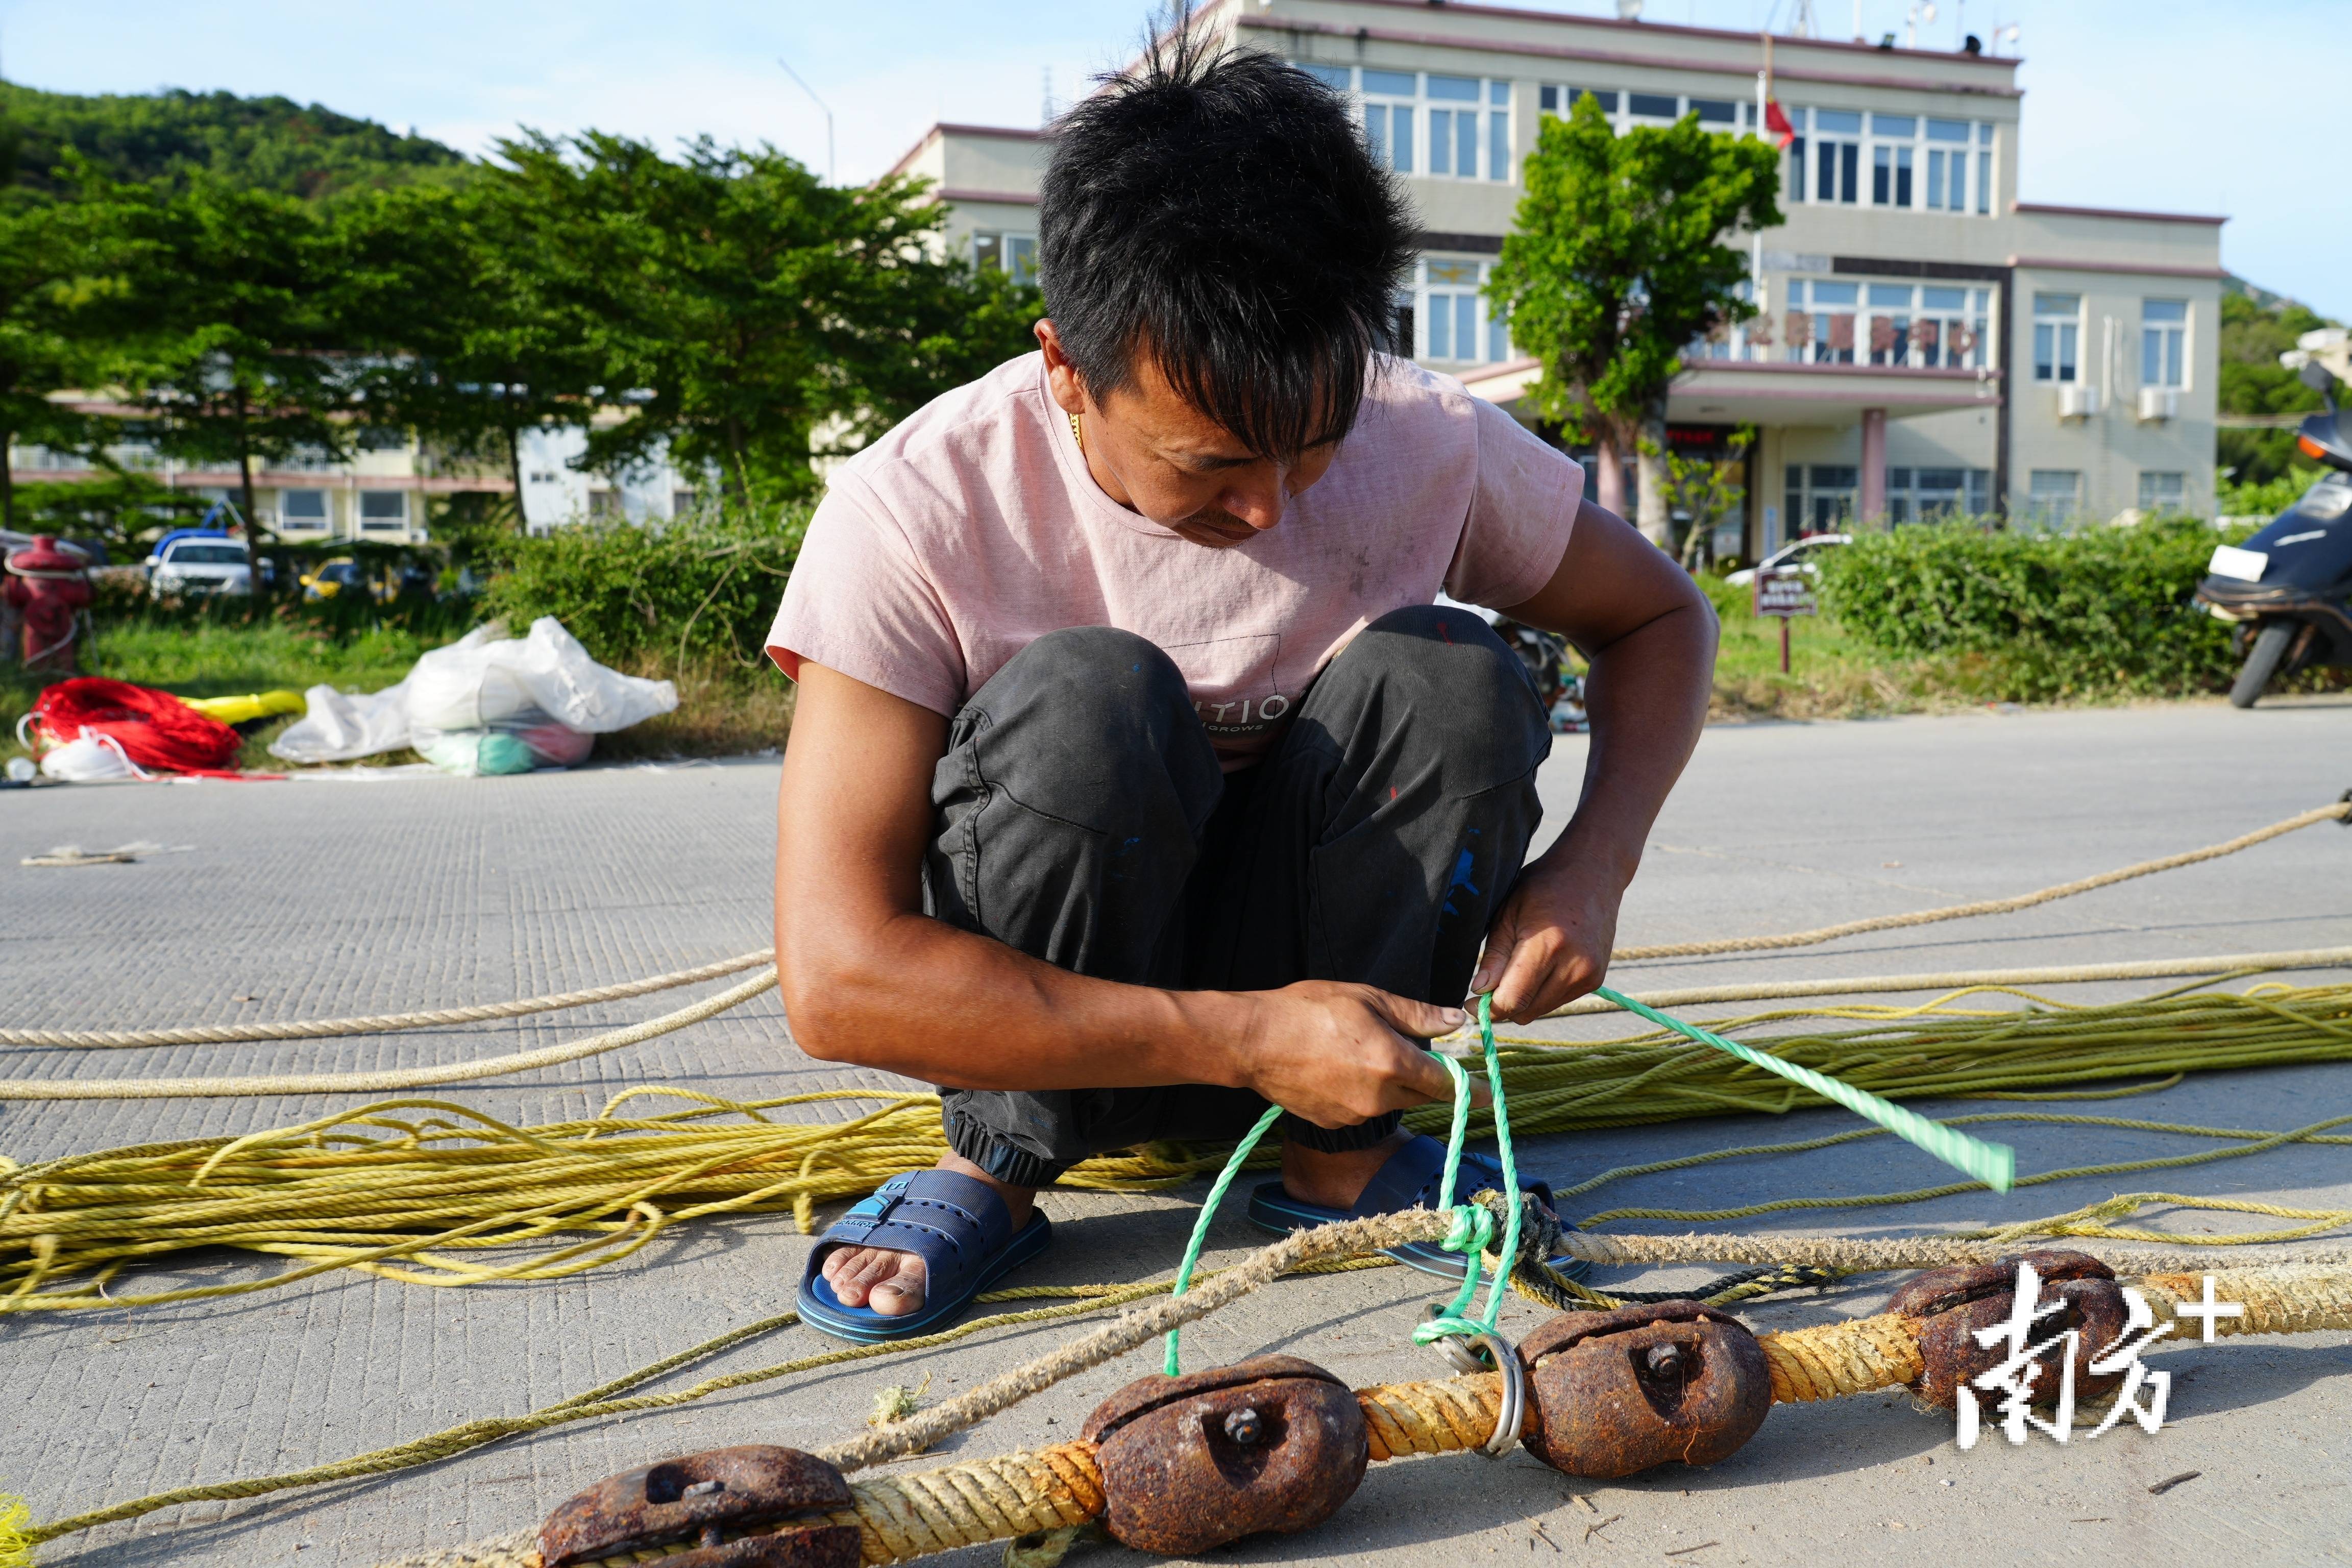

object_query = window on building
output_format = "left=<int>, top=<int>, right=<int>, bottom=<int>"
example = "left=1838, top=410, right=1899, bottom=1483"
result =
left=1296, top=62, right=1351, bottom=92
left=1888, top=467, right=1992, bottom=523
left=1869, top=114, right=1916, bottom=208
left=2137, top=471, right=2188, bottom=513
left=1427, top=74, right=1481, bottom=178
left=1488, top=80, right=1510, bottom=183
left=1423, top=259, right=1488, bottom=362
left=1691, top=99, right=1737, bottom=126
left=2142, top=299, right=2188, bottom=389
left=1626, top=91, right=1679, bottom=122
left=2033, top=293, right=2081, bottom=383
left=1361, top=69, right=1417, bottom=172
left=1924, top=118, right=1971, bottom=211
left=672, top=488, right=698, bottom=517
left=2027, top=470, right=2083, bottom=526
left=279, top=489, right=329, bottom=529
left=1808, top=109, right=1863, bottom=205
left=587, top=489, right=622, bottom=518
left=971, top=231, right=1037, bottom=286
left=1864, top=282, right=1914, bottom=364
left=1539, top=85, right=1617, bottom=118
left=358, top=492, right=407, bottom=531
left=1784, top=465, right=1860, bottom=534
left=1362, top=72, right=1512, bottom=181
left=528, top=469, right=560, bottom=485
left=1913, top=285, right=1992, bottom=368
left=1785, top=279, right=1860, bottom=364
left=1977, top=122, right=1994, bottom=213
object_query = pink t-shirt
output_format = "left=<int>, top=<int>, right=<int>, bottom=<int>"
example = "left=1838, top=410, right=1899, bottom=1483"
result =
left=767, top=352, right=1582, bottom=767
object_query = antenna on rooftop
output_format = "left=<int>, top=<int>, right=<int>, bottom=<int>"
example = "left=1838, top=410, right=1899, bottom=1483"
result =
left=1042, top=65, right=1055, bottom=126
left=1788, top=1, right=1818, bottom=38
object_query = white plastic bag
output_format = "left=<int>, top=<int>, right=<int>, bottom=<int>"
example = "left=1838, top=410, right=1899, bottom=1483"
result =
left=268, top=620, right=675, bottom=769
left=268, top=626, right=497, bottom=765
left=405, top=618, right=677, bottom=734
left=39, top=730, right=149, bottom=782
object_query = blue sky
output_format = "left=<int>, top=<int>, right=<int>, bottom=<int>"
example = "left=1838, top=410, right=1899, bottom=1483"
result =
left=6, top=1, right=2341, bottom=317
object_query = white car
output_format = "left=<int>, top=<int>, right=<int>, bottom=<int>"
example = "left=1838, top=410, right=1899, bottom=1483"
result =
left=147, top=537, right=257, bottom=596
left=1723, top=533, right=1852, bottom=587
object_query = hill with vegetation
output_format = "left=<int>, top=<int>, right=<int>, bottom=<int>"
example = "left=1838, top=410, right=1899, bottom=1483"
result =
left=2218, top=279, right=2339, bottom=488
left=0, top=81, right=471, bottom=200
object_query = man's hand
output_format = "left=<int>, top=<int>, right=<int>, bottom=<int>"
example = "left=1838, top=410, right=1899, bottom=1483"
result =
left=1467, top=857, right=1622, bottom=1023
left=1237, top=982, right=1467, bottom=1127
left=1477, top=493, right=1718, bottom=1028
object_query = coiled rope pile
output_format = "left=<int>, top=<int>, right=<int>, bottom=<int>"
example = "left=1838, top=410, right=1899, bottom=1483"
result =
left=8, top=976, right=2352, bottom=1311
left=2, top=800, right=2348, bottom=1562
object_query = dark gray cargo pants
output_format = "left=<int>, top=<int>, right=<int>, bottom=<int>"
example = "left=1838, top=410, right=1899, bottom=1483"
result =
left=927, top=604, right=1551, bottom=1188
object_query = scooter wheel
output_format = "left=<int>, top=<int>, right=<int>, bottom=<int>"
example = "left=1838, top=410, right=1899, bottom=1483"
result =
left=2229, top=622, right=2295, bottom=708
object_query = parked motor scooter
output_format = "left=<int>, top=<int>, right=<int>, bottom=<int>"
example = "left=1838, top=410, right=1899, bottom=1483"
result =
left=2195, top=342, right=2352, bottom=707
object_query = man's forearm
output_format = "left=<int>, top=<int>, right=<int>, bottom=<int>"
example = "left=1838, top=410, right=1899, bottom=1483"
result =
left=1528, top=597, right=1716, bottom=891
left=781, top=905, right=1255, bottom=1092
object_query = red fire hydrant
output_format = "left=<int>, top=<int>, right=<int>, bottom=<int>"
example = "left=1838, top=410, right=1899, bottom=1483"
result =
left=3, top=536, right=93, bottom=673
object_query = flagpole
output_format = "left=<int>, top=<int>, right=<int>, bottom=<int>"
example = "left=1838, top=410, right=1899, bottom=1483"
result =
left=1752, top=34, right=1771, bottom=302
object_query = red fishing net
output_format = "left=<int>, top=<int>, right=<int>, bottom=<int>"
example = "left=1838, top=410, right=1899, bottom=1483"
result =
left=25, top=678, right=246, bottom=775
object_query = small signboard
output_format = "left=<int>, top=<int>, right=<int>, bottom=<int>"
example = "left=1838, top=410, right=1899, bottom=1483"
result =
left=1752, top=568, right=1819, bottom=619
left=1751, top=567, right=1816, bottom=674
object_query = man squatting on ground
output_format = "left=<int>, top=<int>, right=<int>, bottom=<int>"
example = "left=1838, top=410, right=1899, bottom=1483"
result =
left=768, top=43, right=1717, bottom=1342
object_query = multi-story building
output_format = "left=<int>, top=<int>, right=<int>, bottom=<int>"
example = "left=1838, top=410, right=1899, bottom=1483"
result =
left=888, top=0, right=2221, bottom=555
left=9, top=406, right=694, bottom=542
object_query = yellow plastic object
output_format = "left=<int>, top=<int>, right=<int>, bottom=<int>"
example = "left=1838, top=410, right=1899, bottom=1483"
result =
left=180, top=690, right=307, bottom=725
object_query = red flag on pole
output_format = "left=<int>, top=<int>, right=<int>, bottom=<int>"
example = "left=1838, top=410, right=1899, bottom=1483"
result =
left=1764, top=100, right=1797, bottom=150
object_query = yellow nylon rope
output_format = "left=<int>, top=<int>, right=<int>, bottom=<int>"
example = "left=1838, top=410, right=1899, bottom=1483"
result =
left=6, top=980, right=2351, bottom=1312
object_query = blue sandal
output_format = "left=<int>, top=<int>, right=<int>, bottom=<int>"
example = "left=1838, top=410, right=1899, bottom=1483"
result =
left=1246, top=1133, right=1586, bottom=1282
left=797, top=1169, right=1053, bottom=1344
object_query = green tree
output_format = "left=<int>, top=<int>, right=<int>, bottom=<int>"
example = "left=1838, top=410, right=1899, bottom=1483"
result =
left=107, top=176, right=353, bottom=585
left=330, top=179, right=594, bottom=525
left=2216, top=287, right=2334, bottom=488
left=490, top=132, right=1041, bottom=504
left=1641, top=426, right=1754, bottom=572
left=0, top=188, right=121, bottom=528
left=1487, top=94, right=1780, bottom=544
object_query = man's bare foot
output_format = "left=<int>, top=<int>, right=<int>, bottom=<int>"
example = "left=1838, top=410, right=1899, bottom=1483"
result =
left=817, top=1155, right=1036, bottom=1317
left=1279, top=1129, right=1414, bottom=1210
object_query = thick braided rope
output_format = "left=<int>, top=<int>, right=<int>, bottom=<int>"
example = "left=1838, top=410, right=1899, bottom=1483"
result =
left=1551, top=1229, right=2352, bottom=1275
left=0, top=952, right=774, bottom=1049
left=355, top=1257, right=2352, bottom=1568
left=811, top=1207, right=1455, bottom=1472
left=1611, top=801, right=2351, bottom=961
left=0, top=969, right=778, bottom=1100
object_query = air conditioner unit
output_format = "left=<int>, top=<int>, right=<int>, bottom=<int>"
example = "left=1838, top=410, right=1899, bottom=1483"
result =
left=2137, top=386, right=2178, bottom=423
left=2057, top=383, right=2101, bottom=420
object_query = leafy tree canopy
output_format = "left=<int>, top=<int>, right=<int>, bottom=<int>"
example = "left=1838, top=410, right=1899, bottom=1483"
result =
left=0, top=82, right=468, bottom=202
left=1487, top=94, right=1779, bottom=542
left=2216, top=285, right=2337, bottom=488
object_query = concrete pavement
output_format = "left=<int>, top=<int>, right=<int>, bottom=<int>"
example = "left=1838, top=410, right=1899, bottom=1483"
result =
left=3, top=700, right=2348, bottom=1567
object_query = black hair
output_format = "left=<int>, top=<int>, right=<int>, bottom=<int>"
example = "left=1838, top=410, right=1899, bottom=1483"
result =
left=1038, top=19, right=1415, bottom=458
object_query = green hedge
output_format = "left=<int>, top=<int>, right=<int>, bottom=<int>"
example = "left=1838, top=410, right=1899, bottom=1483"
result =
left=478, top=504, right=808, bottom=673
left=1814, top=518, right=2245, bottom=699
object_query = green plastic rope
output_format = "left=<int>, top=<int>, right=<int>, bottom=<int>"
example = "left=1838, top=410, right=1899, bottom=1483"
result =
left=1164, top=1102, right=1284, bottom=1375
left=1592, top=984, right=2018, bottom=1194
left=1413, top=991, right=1524, bottom=1348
